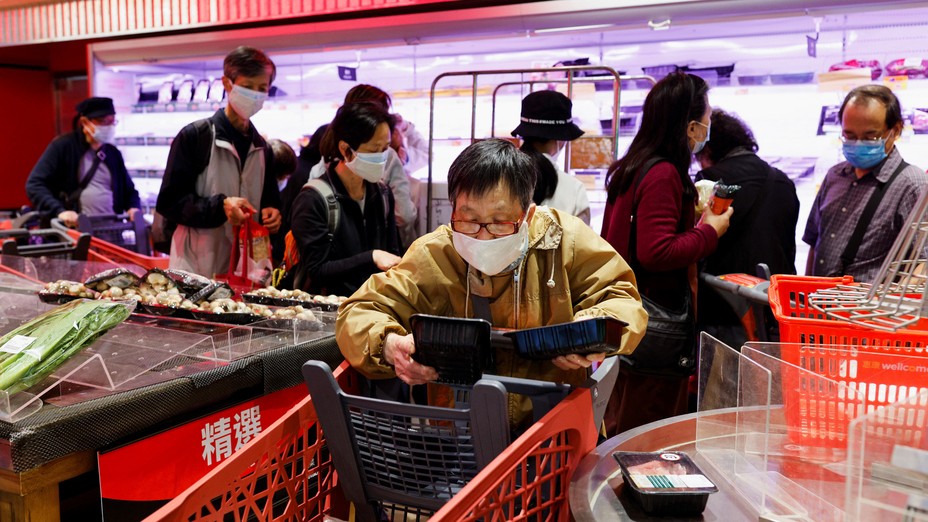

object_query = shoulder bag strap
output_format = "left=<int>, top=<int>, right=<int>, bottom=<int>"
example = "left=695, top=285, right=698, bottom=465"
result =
left=304, top=178, right=340, bottom=240
left=838, top=160, right=909, bottom=273
left=65, top=148, right=107, bottom=210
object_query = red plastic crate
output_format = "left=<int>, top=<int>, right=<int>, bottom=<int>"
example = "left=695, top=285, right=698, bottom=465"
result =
left=769, top=275, right=928, bottom=448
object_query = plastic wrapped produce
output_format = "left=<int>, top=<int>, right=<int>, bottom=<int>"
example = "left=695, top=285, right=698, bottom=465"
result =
left=0, top=299, right=133, bottom=395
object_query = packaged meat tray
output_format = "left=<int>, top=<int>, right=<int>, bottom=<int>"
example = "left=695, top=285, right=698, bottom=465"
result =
left=409, top=314, right=492, bottom=386
left=886, top=58, right=928, bottom=78
left=498, top=317, right=626, bottom=360
left=829, top=59, right=882, bottom=80
left=613, top=451, right=718, bottom=516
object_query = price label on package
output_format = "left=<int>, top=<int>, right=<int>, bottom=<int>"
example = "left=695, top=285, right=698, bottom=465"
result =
left=0, top=335, right=36, bottom=354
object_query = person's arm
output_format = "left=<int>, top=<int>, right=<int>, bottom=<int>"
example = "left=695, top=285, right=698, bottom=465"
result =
left=564, top=220, right=648, bottom=356
left=259, top=150, right=282, bottom=213
left=156, top=124, right=226, bottom=228
left=383, top=148, right=418, bottom=245
left=25, top=136, right=70, bottom=216
left=384, top=149, right=416, bottom=227
left=401, top=120, right=430, bottom=174
left=574, top=179, right=591, bottom=225
left=290, top=188, right=377, bottom=284
left=634, top=164, right=718, bottom=271
left=259, top=150, right=283, bottom=233
left=335, top=236, right=445, bottom=379
left=110, top=148, right=142, bottom=212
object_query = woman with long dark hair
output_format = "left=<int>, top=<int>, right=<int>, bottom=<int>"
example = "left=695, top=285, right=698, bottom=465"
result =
left=601, top=72, right=732, bottom=436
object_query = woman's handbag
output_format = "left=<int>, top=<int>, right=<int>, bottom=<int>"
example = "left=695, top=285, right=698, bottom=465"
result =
left=619, top=157, right=698, bottom=377
left=620, top=293, right=696, bottom=377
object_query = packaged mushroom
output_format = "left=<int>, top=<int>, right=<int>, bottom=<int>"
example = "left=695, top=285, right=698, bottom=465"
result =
left=38, top=280, right=99, bottom=304
left=190, top=298, right=264, bottom=324
left=189, top=281, right=234, bottom=304
left=269, top=305, right=317, bottom=322
left=136, top=269, right=197, bottom=313
left=242, top=285, right=315, bottom=307
left=84, top=268, right=141, bottom=293
left=311, top=294, right=346, bottom=311
left=141, top=268, right=212, bottom=296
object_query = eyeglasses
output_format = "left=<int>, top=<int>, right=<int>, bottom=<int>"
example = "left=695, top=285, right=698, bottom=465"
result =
left=839, top=131, right=889, bottom=144
left=90, top=117, right=118, bottom=126
left=451, top=214, right=524, bottom=237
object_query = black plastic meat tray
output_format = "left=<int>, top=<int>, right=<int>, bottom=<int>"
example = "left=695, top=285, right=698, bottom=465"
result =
left=409, top=314, right=492, bottom=386
left=242, top=292, right=332, bottom=311
left=501, top=317, right=627, bottom=360
left=136, top=303, right=196, bottom=320
left=614, top=451, right=718, bottom=516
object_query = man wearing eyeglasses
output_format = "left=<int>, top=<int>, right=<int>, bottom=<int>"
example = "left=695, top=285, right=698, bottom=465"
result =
left=804, top=85, right=927, bottom=282
left=26, top=97, right=141, bottom=228
left=336, top=138, right=647, bottom=428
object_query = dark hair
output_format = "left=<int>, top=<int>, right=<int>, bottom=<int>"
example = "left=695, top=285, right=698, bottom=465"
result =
left=299, top=124, right=329, bottom=170
left=268, top=139, right=297, bottom=181
left=838, top=84, right=903, bottom=130
left=519, top=138, right=558, bottom=204
left=319, top=102, right=391, bottom=163
left=345, top=84, right=392, bottom=111
left=695, top=109, right=758, bottom=165
left=224, top=46, right=277, bottom=84
left=448, top=139, right=536, bottom=211
left=605, top=72, right=708, bottom=202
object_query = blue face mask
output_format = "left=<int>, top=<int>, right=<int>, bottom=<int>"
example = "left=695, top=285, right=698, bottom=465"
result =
left=842, top=134, right=890, bottom=170
left=692, top=120, right=710, bottom=154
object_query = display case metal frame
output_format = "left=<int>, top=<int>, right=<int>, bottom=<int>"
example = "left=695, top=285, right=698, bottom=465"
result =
left=426, top=65, right=626, bottom=232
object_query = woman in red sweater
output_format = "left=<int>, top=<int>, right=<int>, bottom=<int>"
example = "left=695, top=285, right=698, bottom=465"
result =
left=601, top=72, right=733, bottom=436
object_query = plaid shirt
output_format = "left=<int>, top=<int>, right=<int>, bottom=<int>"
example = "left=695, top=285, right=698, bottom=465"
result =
left=803, top=148, right=928, bottom=282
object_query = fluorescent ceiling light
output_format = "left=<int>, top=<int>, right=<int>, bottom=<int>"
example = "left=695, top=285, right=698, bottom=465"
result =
left=535, top=24, right=613, bottom=34
left=648, top=18, right=672, bottom=31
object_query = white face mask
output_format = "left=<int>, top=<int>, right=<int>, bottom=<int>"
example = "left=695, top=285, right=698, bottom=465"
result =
left=91, top=123, right=116, bottom=145
left=228, top=84, right=268, bottom=120
left=452, top=219, right=529, bottom=276
left=346, top=149, right=388, bottom=183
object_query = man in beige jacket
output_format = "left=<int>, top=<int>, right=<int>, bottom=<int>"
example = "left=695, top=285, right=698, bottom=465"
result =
left=336, top=139, right=647, bottom=427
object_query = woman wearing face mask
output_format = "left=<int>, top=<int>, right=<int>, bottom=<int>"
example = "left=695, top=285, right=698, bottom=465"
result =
left=26, top=96, right=141, bottom=228
left=512, top=89, right=591, bottom=225
left=289, top=102, right=402, bottom=296
left=156, top=46, right=283, bottom=277
left=600, top=72, right=733, bottom=437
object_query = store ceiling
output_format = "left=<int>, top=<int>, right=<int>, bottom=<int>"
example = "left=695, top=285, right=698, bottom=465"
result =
left=91, top=0, right=928, bottom=68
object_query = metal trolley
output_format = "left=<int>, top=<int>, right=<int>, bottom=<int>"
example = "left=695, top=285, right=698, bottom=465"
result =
left=424, top=66, right=655, bottom=232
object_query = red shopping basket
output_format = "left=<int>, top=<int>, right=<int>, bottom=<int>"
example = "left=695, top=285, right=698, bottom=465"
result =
left=769, top=275, right=928, bottom=448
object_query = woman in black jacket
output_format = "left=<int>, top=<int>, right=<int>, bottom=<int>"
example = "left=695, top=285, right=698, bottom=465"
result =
left=695, top=109, right=800, bottom=346
left=289, top=102, right=402, bottom=296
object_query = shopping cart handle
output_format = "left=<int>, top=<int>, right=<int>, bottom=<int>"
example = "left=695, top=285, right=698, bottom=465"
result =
left=482, top=373, right=571, bottom=421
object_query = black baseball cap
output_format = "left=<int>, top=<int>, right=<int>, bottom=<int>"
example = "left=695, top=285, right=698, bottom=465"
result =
left=76, top=97, right=116, bottom=119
